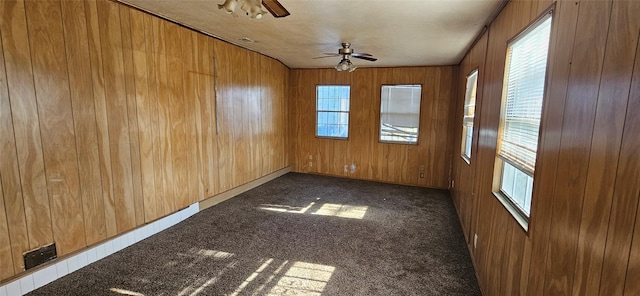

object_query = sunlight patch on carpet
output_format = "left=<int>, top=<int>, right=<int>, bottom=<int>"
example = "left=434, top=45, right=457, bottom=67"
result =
left=258, top=202, right=316, bottom=213
left=258, top=202, right=368, bottom=219
left=110, top=288, right=145, bottom=296
left=312, top=203, right=368, bottom=219
left=268, top=262, right=335, bottom=295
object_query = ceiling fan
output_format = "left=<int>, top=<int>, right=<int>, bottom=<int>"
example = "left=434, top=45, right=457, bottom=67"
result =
left=218, top=0, right=290, bottom=19
left=315, top=43, right=378, bottom=72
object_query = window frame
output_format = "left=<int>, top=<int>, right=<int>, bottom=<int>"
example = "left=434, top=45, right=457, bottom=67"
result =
left=378, top=84, right=423, bottom=145
left=461, top=69, right=479, bottom=164
left=492, top=9, right=554, bottom=231
left=315, top=84, right=351, bottom=140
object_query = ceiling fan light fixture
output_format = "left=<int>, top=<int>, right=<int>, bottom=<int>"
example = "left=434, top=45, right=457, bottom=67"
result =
left=218, top=0, right=239, bottom=15
left=335, top=58, right=357, bottom=72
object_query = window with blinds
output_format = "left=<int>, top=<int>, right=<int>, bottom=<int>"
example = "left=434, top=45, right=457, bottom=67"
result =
left=461, top=70, right=478, bottom=162
left=495, top=13, right=552, bottom=223
left=379, top=85, right=422, bottom=144
left=316, top=85, right=350, bottom=139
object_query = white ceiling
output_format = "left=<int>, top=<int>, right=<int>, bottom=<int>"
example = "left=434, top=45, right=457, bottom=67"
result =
left=118, top=0, right=504, bottom=69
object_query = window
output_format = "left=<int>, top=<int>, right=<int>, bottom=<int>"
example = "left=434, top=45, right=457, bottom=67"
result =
left=461, top=70, right=478, bottom=162
left=494, top=13, right=552, bottom=226
left=316, top=85, right=350, bottom=139
left=379, top=85, right=422, bottom=144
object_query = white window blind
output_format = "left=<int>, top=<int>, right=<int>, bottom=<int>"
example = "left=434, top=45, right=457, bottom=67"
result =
left=498, top=15, right=552, bottom=175
left=380, top=85, right=421, bottom=144
left=462, top=70, right=478, bottom=160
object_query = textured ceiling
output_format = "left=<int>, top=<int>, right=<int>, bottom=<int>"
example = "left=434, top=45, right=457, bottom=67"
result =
left=118, top=0, right=504, bottom=69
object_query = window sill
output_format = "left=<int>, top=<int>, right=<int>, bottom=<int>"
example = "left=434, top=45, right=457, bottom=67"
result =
left=492, top=191, right=529, bottom=232
left=316, top=136, right=349, bottom=141
left=461, top=155, right=471, bottom=165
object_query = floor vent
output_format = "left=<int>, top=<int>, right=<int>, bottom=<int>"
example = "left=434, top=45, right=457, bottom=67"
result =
left=24, top=243, right=57, bottom=270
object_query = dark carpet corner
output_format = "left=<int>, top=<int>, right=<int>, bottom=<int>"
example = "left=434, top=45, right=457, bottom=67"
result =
left=28, top=173, right=481, bottom=295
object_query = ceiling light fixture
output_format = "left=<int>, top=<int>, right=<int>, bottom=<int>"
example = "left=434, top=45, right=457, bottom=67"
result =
left=218, top=0, right=267, bottom=19
left=335, top=57, right=357, bottom=72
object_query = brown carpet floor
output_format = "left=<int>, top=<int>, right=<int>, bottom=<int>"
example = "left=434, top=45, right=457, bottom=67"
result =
left=27, top=173, right=480, bottom=295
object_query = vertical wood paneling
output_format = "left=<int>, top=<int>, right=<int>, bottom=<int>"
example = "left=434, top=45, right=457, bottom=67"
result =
left=598, top=23, right=640, bottom=296
left=197, top=34, right=217, bottom=199
left=24, top=0, right=86, bottom=255
left=0, top=179, right=13, bottom=278
left=119, top=6, right=144, bottom=226
left=181, top=29, right=199, bottom=205
left=96, top=0, right=136, bottom=233
left=60, top=0, right=107, bottom=247
left=0, top=0, right=290, bottom=282
left=543, top=1, right=611, bottom=293
left=143, top=13, right=166, bottom=221
left=130, top=9, right=157, bottom=222
left=623, top=42, right=640, bottom=294
left=0, top=26, right=30, bottom=273
left=451, top=0, right=640, bottom=295
left=0, top=0, right=53, bottom=250
left=0, top=42, right=14, bottom=276
left=290, top=67, right=455, bottom=188
left=572, top=0, right=640, bottom=294
left=526, top=1, right=579, bottom=295
left=213, top=40, right=234, bottom=193
left=85, top=0, right=117, bottom=238
left=153, top=16, right=176, bottom=216
left=164, top=22, right=189, bottom=210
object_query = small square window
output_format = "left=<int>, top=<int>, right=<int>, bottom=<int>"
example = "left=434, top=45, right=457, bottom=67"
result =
left=379, top=85, right=422, bottom=144
left=316, top=85, right=350, bottom=139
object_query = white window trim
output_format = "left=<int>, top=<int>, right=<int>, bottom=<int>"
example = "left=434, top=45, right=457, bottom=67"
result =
left=379, top=84, right=422, bottom=145
left=461, top=69, right=478, bottom=163
left=492, top=11, right=553, bottom=230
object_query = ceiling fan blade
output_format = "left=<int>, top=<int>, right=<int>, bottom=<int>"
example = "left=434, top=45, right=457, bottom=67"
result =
left=312, top=53, right=340, bottom=59
left=262, top=0, right=290, bottom=18
left=352, top=53, right=373, bottom=57
left=352, top=55, right=378, bottom=62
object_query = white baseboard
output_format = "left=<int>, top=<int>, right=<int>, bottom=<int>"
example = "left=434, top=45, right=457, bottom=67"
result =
left=0, top=203, right=200, bottom=295
left=199, top=166, right=291, bottom=210
left=0, top=167, right=292, bottom=296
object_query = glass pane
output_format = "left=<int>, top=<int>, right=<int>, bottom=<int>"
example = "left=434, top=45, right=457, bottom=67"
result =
left=316, top=86, right=350, bottom=138
left=501, top=161, right=533, bottom=217
left=462, top=70, right=478, bottom=158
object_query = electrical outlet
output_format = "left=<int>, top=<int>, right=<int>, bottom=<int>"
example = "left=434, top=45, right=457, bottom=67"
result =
left=474, top=234, right=478, bottom=249
left=420, top=172, right=424, bottom=178
left=451, top=179, right=455, bottom=188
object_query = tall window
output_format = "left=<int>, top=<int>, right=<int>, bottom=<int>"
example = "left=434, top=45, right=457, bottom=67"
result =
left=461, top=70, right=478, bottom=162
left=316, top=85, right=350, bottom=139
left=494, top=13, right=552, bottom=226
left=379, top=85, right=422, bottom=144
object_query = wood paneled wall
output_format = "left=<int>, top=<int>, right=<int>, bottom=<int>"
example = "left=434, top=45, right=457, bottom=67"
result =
left=451, top=0, right=640, bottom=295
left=0, top=0, right=288, bottom=281
left=290, top=67, right=456, bottom=188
